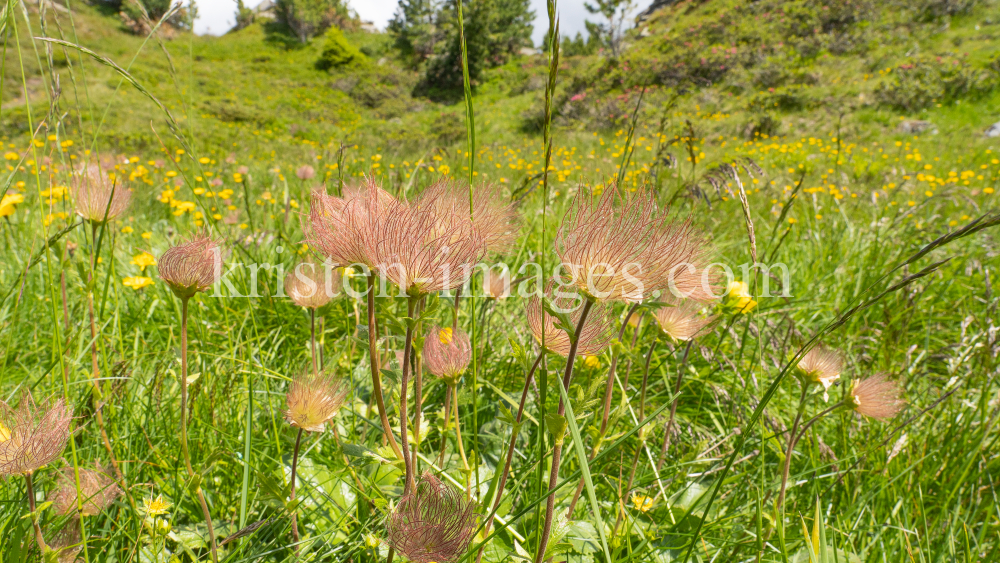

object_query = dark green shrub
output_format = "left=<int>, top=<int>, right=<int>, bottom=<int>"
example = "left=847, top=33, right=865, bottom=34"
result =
left=317, top=27, right=365, bottom=69
left=875, top=55, right=996, bottom=111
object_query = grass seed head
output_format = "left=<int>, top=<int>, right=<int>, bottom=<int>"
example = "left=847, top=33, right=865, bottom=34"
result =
left=385, top=471, right=479, bottom=563
left=848, top=374, right=904, bottom=420
left=285, top=370, right=350, bottom=432
left=0, top=393, right=72, bottom=477
left=423, top=326, right=472, bottom=384
left=158, top=234, right=224, bottom=300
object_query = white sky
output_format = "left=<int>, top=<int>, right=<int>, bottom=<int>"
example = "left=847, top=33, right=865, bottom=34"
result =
left=192, top=0, right=642, bottom=46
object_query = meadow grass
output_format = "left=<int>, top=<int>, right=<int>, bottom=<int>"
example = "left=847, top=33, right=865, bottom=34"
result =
left=1, top=0, right=1000, bottom=562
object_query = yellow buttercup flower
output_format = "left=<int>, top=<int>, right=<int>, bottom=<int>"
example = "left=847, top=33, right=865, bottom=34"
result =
left=0, top=193, right=25, bottom=217
left=131, top=251, right=157, bottom=272
left=123, top=276, right=154, bottom=290
left=0, top=421, right=11, bottom=442
left=723, top=281, right=757, bottom=314
left=143, top=495, right=171, bottom=516
left=584, top=355, right=601, bottom=369
left=632, top=494, right=653, bottom=512
left=438, top=327, right=453, bottom=345
left=121, top=226, right=134, bottom=234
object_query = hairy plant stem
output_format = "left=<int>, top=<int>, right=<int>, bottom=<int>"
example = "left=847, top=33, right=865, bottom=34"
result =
left=88, top=222, right=120, bottom=480
left=657, top=339, right=693, bottom=472
left=615, top=337, right=656, bottom=534
left=437, top=384, right=453, bottom=466
left=289, top=428, right=304, bottom=551
left=451, top=382, right=471, bottom=498
left=366, top=273, right=403, bottom=461
left=399, top=295, right=418, bottom=495
left=25, top=472, right=48, bottom=554
left=476, top=350, right=546, bottom=563
left=534, top=298, right=593, bottom=563
left=180, top=298, right=219, bottom=563
left=777, top=386, right=810, bottom=510
left=778, top=400, right=845, bottom=508
left=566, top=302, right=640, bottom=516
left=412, top=297, right=425, bottom=476
left=309, top=308, right=318, bottom=377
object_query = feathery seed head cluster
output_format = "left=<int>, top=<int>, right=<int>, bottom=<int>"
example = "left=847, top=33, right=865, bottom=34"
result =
left=797, top=346, right=843, bottom=401
left=484, top=268, right=512, bottom=300
left=555, top=186, right=715, bottom=303
left=285, top=371, right=350, bottom=432
left=285, top=260, right=339, bottom=309
left=308, top=179, right=396, bottom=269
left=0, top=393, right=72, bottom=477
left=385, top=471, right=479, bottom=563
left=654, top=300, right=716, bottom=342
left=158, top=234, right=224, bottom=300
left=423, top=326, right=472, bottom=384
left=72, top=164, right=132, bottom=224
left=296, top=165, right=316, bottom=180
left=525, top=283, right=615, bottom=357
left=848, top=374, right=904, bottom=420
left=51, top=466, right=121, bottom=517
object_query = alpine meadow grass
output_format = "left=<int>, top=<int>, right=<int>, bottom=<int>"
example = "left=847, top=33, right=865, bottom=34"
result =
left=1, top=0, right=1000, bottom=562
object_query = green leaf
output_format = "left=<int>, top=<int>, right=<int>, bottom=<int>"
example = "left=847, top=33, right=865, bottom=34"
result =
left=553, top=368, right=612, bottom=563
left=545, top=412, right=567, bottom=444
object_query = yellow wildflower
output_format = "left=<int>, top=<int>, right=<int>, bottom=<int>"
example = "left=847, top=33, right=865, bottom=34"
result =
left=143, top=495, right=171, bottom=516
left=723, top=281, right=757, bottom=314
left=130, top=251, right=157, bottom=272
left=632, top=494, right=653, bottom=512
left=123, top=276, right=154, bottom=290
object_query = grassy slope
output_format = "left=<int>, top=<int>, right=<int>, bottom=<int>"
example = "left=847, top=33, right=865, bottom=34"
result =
left=0, top=1, right=999, bottom=562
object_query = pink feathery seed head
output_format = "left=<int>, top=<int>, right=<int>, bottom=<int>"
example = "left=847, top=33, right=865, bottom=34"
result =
left=307, top=178, right=396, bottom=269
left=50, top=519, right=83, bottom=563
left=0, top=393, right=72, bottom=477
left=285, top=370, right=350, bottom=432
left=848, top=374, right=904, bottom=420
left=653, top=299, right=716, bottom=342
left=525, top=282, right=615, bottom=357
left=72, top=163, right=132, bottom=224
left=372, top=184, right=485, bottom=296
left=797, top=345, right=843, bottom=391
left=422, top=180, right=520, bottom=256
left=555, top=185, right=717, bottom=303
left=296, top=165, right=316, bottom=181
left=484, top=267, right=512, bottom=300
left=385, top=471, right=479, bottom=563
left=423, top=326, right=472, bottom=383
left=51, top=465, right=121, bottom=517
left=285, top=259, right=339, bottom=309
left=158, top=233, right=224, bottom=300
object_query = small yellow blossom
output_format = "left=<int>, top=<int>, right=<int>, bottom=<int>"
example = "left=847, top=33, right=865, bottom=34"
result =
left=632, top=494, right=653, bottom=512
left=583, top=356, right=601, bottom=369
left=121, top=226, right=134, bottom=234
left=143, top=495, right=171, bottom=516
left=438, top=327, right=453, bottom=344
left=123, top=276, right=154, bottom=290
left=723, top=281, right=757, bottom=314
left=0, top=193, right=25, bottom=217
left=141, top=232, right=152, bottom=240
left=131, top=251, right=157, bottom=272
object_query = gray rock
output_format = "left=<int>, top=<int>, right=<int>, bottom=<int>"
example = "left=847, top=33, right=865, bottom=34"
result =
left=986, top=121, right=1000, bottom=138
left=897, top=120, right=933, bottom=134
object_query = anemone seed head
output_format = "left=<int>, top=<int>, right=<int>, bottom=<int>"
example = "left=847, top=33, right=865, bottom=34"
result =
left=653, top=299, right=716, bottom=342
left=51, top=465, right=121, bottom=517
left=285, top=371, right=350, bottom=432
left=484, top=267, right=512, bottom=300
left=423, top=326, right=472, bottom=383
left=72, top=163, right=132, bottom=224
left=158, top=234, right=224, bottom=300
left=0, top=393, right=72, bottom=477
left=555, top=185, right=716, bottom=303
left=385, top=471, right=479, bottom=563
left=848, top=374, right=904, bottom=420
left=285, top=260, right=339, bottom=309
left=525, top=282, right=615, bottom=357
